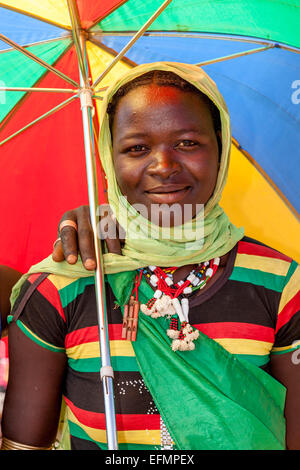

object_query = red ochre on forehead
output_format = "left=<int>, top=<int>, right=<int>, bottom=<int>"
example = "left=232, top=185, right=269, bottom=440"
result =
left=140, top=83, right=186, bottom=103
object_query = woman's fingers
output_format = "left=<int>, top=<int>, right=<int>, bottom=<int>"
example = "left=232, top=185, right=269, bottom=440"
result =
left=52, top=239, right=65, bottom=262
left=59, top=205, right=96, bottom=270
left=60, top=225, right=79, bottom=265
left=52, top=208, right=78, bottom=263
left=77, top=206, right=97, bottom=270
left=104, top=229, right=122, bottom=255
left=52, top=208, right=80, bottom=265
left=98, top=205, right=123, bottom=255
left=52, top=205, right=124, bottom=269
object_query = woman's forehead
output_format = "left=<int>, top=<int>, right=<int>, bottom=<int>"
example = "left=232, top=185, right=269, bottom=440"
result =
left=115, top=82, right=199, bottom=106
left=112, top=84, right=214, bottom=134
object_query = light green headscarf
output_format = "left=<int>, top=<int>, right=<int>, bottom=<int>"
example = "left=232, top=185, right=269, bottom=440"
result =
left=11, top=62, right=244, bottom=306
left=100, top=61, right=244, bottom=272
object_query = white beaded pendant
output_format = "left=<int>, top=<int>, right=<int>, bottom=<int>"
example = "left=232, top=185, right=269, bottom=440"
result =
left=140, top=294, right=176, bottom=319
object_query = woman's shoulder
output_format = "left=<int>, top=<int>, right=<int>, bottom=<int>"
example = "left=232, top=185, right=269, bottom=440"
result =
left=11, top=271, right=95, bottom=317
left=237, top=236, right=294, bottom=264
left=232, top=236, right=298, bottom=295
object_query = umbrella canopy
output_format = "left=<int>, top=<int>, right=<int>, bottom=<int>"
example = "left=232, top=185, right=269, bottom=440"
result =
left=0, top=0, right=299, bottom=277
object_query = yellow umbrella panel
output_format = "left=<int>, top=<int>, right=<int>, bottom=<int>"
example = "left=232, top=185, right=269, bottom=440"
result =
left=221, top=144, right=300, bottom=263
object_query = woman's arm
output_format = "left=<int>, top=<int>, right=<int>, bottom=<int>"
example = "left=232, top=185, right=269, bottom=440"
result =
left=1, top=322, right=66, bottom=449
left=270, top=350, right=300, bottom=450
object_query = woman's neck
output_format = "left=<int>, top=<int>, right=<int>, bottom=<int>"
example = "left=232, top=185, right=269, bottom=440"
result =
left=170, top=252, right=229, bottom=290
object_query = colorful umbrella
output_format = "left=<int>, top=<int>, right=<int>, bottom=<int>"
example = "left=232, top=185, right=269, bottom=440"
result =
left=0, top=0, right=299, bottom=274
left=0, top=0, right=299, bottom=449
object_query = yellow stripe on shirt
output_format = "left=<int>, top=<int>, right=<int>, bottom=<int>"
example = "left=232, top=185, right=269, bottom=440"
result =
left=215, top=338, right=273, bottom=356
left=67, top=340, right=135, bottom=360
left=278, top=265, right=300, bottom=315
left=48, top=273, right=80, bottom=291
left=67, top=408, right=161, bottom=445
left=235, top=253, right=291, bottom=276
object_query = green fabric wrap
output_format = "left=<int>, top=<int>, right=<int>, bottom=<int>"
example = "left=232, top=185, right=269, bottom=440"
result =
left=108, top=270, right=286, bottom=450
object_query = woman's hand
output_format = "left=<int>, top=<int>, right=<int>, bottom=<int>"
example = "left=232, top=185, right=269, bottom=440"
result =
left=52, top=205, right=123, bottom=270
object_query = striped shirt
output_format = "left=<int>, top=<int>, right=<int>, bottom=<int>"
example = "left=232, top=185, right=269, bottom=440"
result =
left=10, top=237, right=300, bottom=450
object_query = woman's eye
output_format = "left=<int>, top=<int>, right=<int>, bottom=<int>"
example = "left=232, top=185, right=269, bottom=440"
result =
left=127, top=145, right=148, bottom=153
left=176, top=140, right=198, bottom=149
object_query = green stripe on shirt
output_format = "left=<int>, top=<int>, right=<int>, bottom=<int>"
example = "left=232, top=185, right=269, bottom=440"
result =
left=68, top=356, right=140, bottom=373
left=58, top=276, right=95, bottom=308
left=229, top=267, right=285, bottom=292
left=14, top=319, right=65, bottom=353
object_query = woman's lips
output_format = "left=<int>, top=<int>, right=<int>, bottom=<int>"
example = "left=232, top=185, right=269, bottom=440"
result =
left=145, top=185, right=191, bottom=204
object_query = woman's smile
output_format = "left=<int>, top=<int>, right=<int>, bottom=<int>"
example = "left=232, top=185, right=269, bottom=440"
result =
left=144, top=184, right=192, bottom=204
left=112, top=84, right=220, bottom=226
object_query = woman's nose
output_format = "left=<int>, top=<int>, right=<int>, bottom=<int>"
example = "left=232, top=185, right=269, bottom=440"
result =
left=146, top=146, right=181, bottom=179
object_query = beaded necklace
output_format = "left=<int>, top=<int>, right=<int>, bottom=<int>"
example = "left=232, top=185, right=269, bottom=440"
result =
left=122, top=258, right=220, bottom=351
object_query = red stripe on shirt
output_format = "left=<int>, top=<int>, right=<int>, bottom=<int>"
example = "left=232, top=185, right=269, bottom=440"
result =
left=65, top=324, right=123, bottom=348
left=193, top=322, right=275, bottom=342
left=275, top=290, right=300, bottom=333
left=64, top=396, right=160, bottom=430
left=238, top=241, right=292, bottom=262
left=65, top=326, right=98, bottom=348
left=66, top=322, right=275, bottom=348
left=28, top=274, right=65, bottom=322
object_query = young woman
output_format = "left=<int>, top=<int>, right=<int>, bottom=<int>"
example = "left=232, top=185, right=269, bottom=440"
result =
left=1, top=62, right=300, bottom=450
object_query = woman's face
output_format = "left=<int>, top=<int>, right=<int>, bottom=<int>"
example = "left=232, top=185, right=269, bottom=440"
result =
left=112, top=83, right=220, bottom=226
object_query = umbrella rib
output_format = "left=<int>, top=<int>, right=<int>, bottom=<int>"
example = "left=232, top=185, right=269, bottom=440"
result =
left=0, top=95, right=78, bottom=147
left=232, top=138, right=300, bottom=222
left=86, top=37, right=137, bottom=96
left=91, top=31, right=271, bottom=43
left=89, top=36, right=137, bottom=69
left=92, top=0, right=173, bottom=90
left=0, top=37, right=72, bottom=55
left=94, top=87, right=108, bottom=93
left=0, top=87, right=77, bottom=93
left=196, top=44, right=275, bottom=66
left=0, top=40, right=74, bottom=136
left=0, top=33, right=80, bottom=88
left=94, top=31, right=300, bottom=54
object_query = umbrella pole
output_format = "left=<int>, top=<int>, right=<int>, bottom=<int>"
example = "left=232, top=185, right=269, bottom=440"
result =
left=77, top=46, right=118, bottom=451
left=67, top=0, right=118, bottom=448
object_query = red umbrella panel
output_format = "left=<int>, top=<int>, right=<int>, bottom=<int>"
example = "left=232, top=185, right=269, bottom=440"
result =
left=0, top=45, right=106, bottom=273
